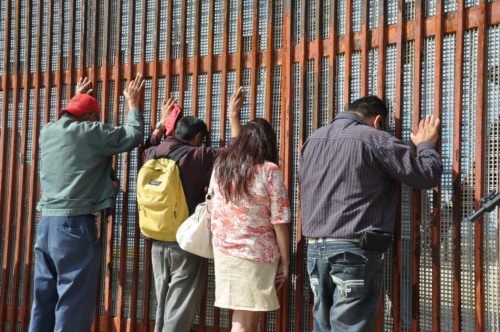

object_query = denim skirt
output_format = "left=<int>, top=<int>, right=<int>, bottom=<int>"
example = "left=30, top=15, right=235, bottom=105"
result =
left=213, top=248, right=279, bottom=311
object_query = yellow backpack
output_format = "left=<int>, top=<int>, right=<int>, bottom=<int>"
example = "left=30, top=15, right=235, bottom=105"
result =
left=137, top=145, right=191, bottom=241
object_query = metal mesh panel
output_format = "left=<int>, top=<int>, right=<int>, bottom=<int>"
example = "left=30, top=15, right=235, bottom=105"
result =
left=425, top=0, right=437, bottom=17
left=120, top=0, right=129, bottom=63
left=271, top=65, right=282, bottom=158
left=225, top=70, right=236, bottom=143
left=96, top=0, right=105, bottom=67
left=133, top=0, right=143, bottom=63
left=145, top=0, right=156, bottom=62
left=293, top=0, right=302, bottom=44
left=197, top=73, right=208, bottom=121
left=171, top=0, right=182, bottom=59
left=258, top=0, right=268, bottom=50
left=200, top=0, right=210, bottom=56
left=5, top=90, right=15, bottom=306
left=213, top=0, right=224, bottom=55
left=256, top=67, right=267, bottom=118
left=287, top=62, right=300, bottom=332
left=240, top=68, right=251, bottom=124
left=419, top=37, right=436, bottom=332
left=404, top=0, right=416, bottom=21
left=465, top=0, right=479, bottom=7
left=85, top=0, right=95, bottom=67
left=108, top=0, right=118, bottom=65
left=73, top=0, right=82, bottom=68
left=321, top=0, right=330, bottom=39
left=243, top=0, right=253, bottom=51
left=0, top=0, right=6, bottom=72
left=61, top=85, right=68, bottom=112
left=320, top=57, right=330, bottom=127
left=385, top=45, right=396, bottom=134
left=337, top=0, right=346, bottom=35
left=183, top=75, right=193, bottom=114
left=186, top=0, right=196, bottom=58
left=211, top=72, right=222, bottom=147
left=306, top=59, right=314, bottom=136
left=350, top=52, right=361, bottom=102
left=19, top=0, right=27, bottom=73
left=51, top=0, right=60, bottom=71
left=7, top=0, right=15, bottom=73
left=440, top=33, right=456, bottom=332
left=387, top=0, right=398, bottom=25
left=229, top=0, right=239, bottom=53
left=484, top=25, right=500, bottom=332
left=352, top=0, right=362, bottom=33
left=29, top=0, right=39, bottom=72
left=444, top=0, right=457, bottom=12
left=460, top=28, right=478, bottom=332
left=205, top=260, right=216, bottom=326
left=308, top=0, right=317, bottom=42
left=335, top=54, right=345, bottom=114
left=368, top=48, right=378, bottom=96
left=111, top=80, right=127, bottom=316
left=369, top=0, right=379, bottom=29
left=49, top=87, right=57, bottom=122
left=158, top=0, right=168, bottom=60
left=273, top=0, right=284, bottom=48
left=106, top=81, right=116, bottom=125
left=170, top=75, right=180, bottom=100
left=401, top=40, right=415, bottom=332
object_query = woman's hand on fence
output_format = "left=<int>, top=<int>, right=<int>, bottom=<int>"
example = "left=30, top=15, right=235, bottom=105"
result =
left=75, top=77, right=93, bottom=95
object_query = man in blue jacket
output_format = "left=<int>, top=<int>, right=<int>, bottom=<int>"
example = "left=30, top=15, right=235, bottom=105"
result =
left=29, top=75, right=145, bottom=331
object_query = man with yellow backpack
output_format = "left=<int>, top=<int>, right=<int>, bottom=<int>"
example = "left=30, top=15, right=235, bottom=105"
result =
left=139, top=88, right=245, bottom=332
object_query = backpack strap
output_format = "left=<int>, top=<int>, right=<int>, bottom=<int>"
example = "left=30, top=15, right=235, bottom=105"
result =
left=165, top=144, right=192, bottom=163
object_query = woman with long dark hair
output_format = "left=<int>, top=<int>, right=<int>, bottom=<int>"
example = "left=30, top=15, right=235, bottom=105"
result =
left=210, top=118, right=291, bottom=332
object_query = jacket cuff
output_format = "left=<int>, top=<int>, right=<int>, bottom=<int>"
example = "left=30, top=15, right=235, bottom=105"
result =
left=416, top=141, right=437, bottom=154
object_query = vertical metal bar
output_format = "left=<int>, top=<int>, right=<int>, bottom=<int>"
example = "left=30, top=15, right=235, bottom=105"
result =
left=249, top=0, right=259, bottom=119
left=327, top=0, right=336, bottom=121
left=178, top=0, right=187, bottom=107
left=376, top=0, right=385, bottom=99
left=220, top=0, right=230, bottom=144
left=453, top=1, right=465, bottom=331
left=344, top=0, right=352, bottom=106
left=55, top=0, right=63, bottom=120
left=392, top=0, right=404, bottom=329
left=474, top=1, right=487, bottom=330
left=312, top=0, right=321, bottom=131
left=164, top=0, right=173, bottom=96
left=412, top=0, right=424, bottom=330
left=77, top=0, right=86, bottom=77
left=191, top=1, right=201, bottom=117
left=205, top=0, right=214, bottom=145
left=360, top=0, right=368, bottom=96
left=432, top=0, right=444, bottom=331
left=264, top=0, right=274, bottom=122
left=236, top=0, right=243, bottom=88
left=66, top=0, right=75, bottom=99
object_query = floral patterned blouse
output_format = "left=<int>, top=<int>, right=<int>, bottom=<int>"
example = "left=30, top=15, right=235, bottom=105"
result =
left=210, top=161, right=291, bottom=263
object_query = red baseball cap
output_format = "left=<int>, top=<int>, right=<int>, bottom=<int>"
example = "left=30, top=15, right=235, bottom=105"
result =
left=63, top=94, right=100, bottom=116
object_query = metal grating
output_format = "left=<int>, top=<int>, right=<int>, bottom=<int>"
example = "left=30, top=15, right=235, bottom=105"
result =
left=425, top=0, right=437, bottom=17
left=213, top=0, right=225, bottom=55
left=401, top=40, right=415, bottom=332
left=229, top=0, right=239, bottom=53
left=133, top=0, right=143, bottom=64
left=200, top=0, right=210, bottom=56
left=49, top=87, right=57, bottom=122
left=387, top=0, right=398, bottom=25
left=7, top=0, right=14, bottom=73
left=306, top=59, right=314, bottom=137
left=484, top=25, right=500, bottom=331
left=321, top=0, right=330, bottom=39
left=440, top=33, right=456, bottom=332
left=108, top=0, right=118, bottom=65
left=460, top=29, right=478, bottom=332
left=337, top=0, right=346, bottom=35
left=444, top=0, right=458, bottom=12
left=335, top=54, right=345, bottom=114
left=5, top=90, right=15, bottom=306
left=211, top=72, right=222, bottom=148
left=369, top=0, right=379, bottom=29
left=258, top=0, right=268, bottom=50
left=368, top=48, right=378, bottom=96
left=256, top=67, right=267, bottom=118
left=19, top=0, right=27, bottom=73
left=170, top=76, right=180, bottom=100
left=85, top=0, right=95, bottom=67
left=171, top=0, right=183, bottom=59
left=273, top=0, right=284, bottom=48
left=73, top=0, right=82, bottom=69
left=145, top=0, right=156, bottom=62
left=352, top=0, right=362, bottom=33
left=50, top=0, right=60, bottom=72
left=320, top=57, right=330, bottom=126
left=197, top=73, right=208, bottom=121
left=120, top=0, right=129, bottom=63
left=158, top=0, right=168, bottom=60
left=186, top=0, right=196, bottom=58
left=225, top=70, right=237, bottom=143
left=272, top=66, right=282, bottom=155
left=240, top=68, right=252, bottom=124
left=385, top=45, right=397, bottom=134
left=0, top=0, right=6, bottom=72
left=308, top=0, right=317, bottom=42
left=465, top=0, right=479, bottom=7
left=29, top=0, right=38, bottom=73
left=351, top=52, right=362, bottom=102
left=96, top=0, right=105, bottom=67
left=292, top=0, right=302, bottom=44
left=243, top=0, right=254, bottom=52
left=106, top=81, right=116, bottom=125
left=404, top=0, right=416, bottom=21
left=183, top=75, right=193, bottom=114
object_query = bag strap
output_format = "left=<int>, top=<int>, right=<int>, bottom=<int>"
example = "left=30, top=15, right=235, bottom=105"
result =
left=154, top=144, right=191, bottom=164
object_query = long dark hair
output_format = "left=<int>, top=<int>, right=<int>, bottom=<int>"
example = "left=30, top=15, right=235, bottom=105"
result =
left=214, top=118, right=278, bottom=202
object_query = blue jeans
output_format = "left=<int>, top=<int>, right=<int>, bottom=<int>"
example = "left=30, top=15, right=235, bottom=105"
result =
left=306, top=240, right=384, bottom=332
left=29, top=215, right=101, bottom=332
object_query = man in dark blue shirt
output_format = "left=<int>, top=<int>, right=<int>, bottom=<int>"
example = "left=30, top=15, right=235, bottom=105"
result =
left=299, top=96, right=442, bottom=331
